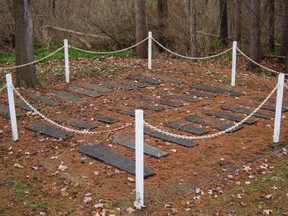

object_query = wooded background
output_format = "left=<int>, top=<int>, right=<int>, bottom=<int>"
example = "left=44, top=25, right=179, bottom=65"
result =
left=0, top=0, right=287, bottom=55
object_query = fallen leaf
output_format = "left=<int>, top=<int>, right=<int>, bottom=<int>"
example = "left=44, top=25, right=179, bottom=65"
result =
left=263, top=209, right=273, bottom=215
left=126, top=207, right=135, bottom=214
left=14, top=164, right=23, bottom=169
left=94, top=203, right=104, bottom=208
left=127, top=177, right=135, bottom=182
left=58, top=163, right=68, bottom=171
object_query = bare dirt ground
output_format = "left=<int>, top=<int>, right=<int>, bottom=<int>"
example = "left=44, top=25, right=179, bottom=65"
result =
left=0, top=55, right=288, bottom=215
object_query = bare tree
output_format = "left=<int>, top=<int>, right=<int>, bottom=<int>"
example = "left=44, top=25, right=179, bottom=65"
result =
left=268, top=0, right=275, bottom=53
left=135, top=0, right=147, bottom=58
left=13, top=0, right=38, bottom=88
left=282, top=0, right=288, bottom=58
left=220, top=0, right=228, bottom=47
left=249, top=0, right=261, bottom=70
left=158, top=0, right=168, bottom=52
left=188, top=0, right=197, bottom=56
left=234, top=0, right=242, bottom=43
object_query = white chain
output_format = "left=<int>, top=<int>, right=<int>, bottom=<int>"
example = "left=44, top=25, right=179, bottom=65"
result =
left=237, top=48, right=283, bottom=74
left=12, top=86, right=133, bottom=135
left=145, top=84, right=278, bottom=140
left=285, top=84, right=288, bottom=90
left=0, top=84, right=6, bottom=93
left=0, top=46, right=64, bottom=71
left=152, top=37, right=232, bottom=60
left=69, top=37, right=148, bottom=55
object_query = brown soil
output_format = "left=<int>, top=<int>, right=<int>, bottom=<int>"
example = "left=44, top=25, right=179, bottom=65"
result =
left=0, top=55, right=287, bottom=215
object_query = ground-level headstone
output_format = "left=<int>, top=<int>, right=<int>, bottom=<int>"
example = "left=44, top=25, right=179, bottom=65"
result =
left=0, top=106, right=21, bottom=119
left=221, top=105, right=273, bottom=119
left=190, top=83, right=242, bottom=97
left=140, top=104, right=165, bottom=112
left=68, top=87, right=102, bottom=98
left=172, top=95, right=199, bottom=102
left=84, top=84, right=112, bottom=93
left=80, top=144, right=155, bottom=178
left=166, top=121, right=209, bottom=135
left=144, top=128, right=197, bottom=147
left=128, top=74, right=162, bottom=85
left=204, top=110, right=256, bottom=124
left=28, top=93, right=60, bottom=106
left=94, top=115, right=119, bottom=124
left=25, top=121, right=73, bottom=139
left=52, top=90, right=86, bottom=103
left=160, top=100, right=183, bottom=108
left=113, top=136, right=168, bottom=158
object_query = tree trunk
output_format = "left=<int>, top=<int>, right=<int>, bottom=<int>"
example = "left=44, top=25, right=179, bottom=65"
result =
left=52, top=0, right=56, bottom=17
left=282, top=0, right=288, bottom=57
left=13, top=0, right=38, bottom=88
left=188, top=0, right=197, bottom=56
left=158, top=0, right=168, bottom=52
left=135, top=0, right=147, bottom=58
left=268, top=0, right=275, bottom=53
left=234, top=0, right=242, bottom=43
left=220, top=0, right=228, bottom=47
left=249, top=0, right=261, bottom=70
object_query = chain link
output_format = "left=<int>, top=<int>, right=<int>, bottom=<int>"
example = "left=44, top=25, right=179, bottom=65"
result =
left=152, top=37, right=232, bottom=60
left=0, top=84, right=6, bottom=93
left=69, top=37, right=148, bottom=55
left=145, top=84, right=278, bottom=140
left=285, top=84, right=288, bottom=90
left=237, top=48, right=283, bottom=74
left=0, top=46, right=64, bottom=71
left=12, top=86, right=133, bottom=135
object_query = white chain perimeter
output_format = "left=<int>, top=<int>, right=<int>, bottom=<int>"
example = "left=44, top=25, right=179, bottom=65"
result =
left=69, top=37, right=149, bottom=55
left=13, top=86, right=133, bottom=135
left=152, top=37, right=232, bottom=60
left=0, top=47, right=64, bottom=71
left=237, top=48, right=284, bottom=75
left=145, top=84, right=278, bottom=140
left=0, top=84, right=6, bottom=93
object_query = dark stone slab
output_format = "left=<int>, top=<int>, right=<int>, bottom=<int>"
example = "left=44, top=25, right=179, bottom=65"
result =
left=128, top=74, right=162, bottom=85
left=28, top=93, right=60, bottom=106
left=68, top=87, right=102, bottom=98
left=52, top=90, right=86, bottom=103
left=172, top=95, right=199, bottom=102
left=105, top=82, right=134, bottom=91
left=113, top=136, right=168, bottom=158
left=190, top=83, right=242, bottom=97
left=84, top=84, right=112, bottom=93
left=25, top=121, right=73, bottom=139
left=140, top=104, right=165, bottom=112
left=94, top=115, right=119, bottom=124
left=69, top=121, right=97, bottom=129
left=144, top=128, right=197, bottom=147
left=253, top=97, right=288, bottom=108
left=186, top=115, right=201, bottom=122
left=166, top=121, right=209, bottom=135
left=0, top=106, right=21, bottom=119
left=114, top=109, right=135, bottom=117
left=190, top=91, right=216, bottom=98
left=130, top=82, right=147, bottom=88
left=260, top=104, right=288, bottom=113
left=221, top=105, right=273, bottom=119
left=141, top=72, right=183, bottom=84
left=160, top=100, right=183, bottom=108
left=216, top=123, right=243, bottom=133
left=186, top=115, right=243, bottom=133
left=16, top=101, right=40, bottom=111
left=141, top=95, right=153, bottom=101
left=204, top=110, right=257, bottom=124
left=80, top=144, right=155, bottom=178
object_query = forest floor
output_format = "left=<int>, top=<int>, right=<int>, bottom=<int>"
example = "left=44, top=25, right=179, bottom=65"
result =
left=0, top=54, right=288, bottom=215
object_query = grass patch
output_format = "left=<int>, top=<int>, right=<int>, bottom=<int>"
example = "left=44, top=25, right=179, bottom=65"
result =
left=12, top=180, right=30, bottom=197
left=30, top=202, right=48, bottom=210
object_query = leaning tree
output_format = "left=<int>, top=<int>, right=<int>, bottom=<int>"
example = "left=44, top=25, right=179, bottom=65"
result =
left=13, top=0, right=38, bottom=88
left=135, top=0, right=148, bottom=58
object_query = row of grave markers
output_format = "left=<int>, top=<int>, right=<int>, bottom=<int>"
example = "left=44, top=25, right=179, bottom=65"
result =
left=3, top=70, right=286, bottom=207
left=63, top=32, right=239, bottom=86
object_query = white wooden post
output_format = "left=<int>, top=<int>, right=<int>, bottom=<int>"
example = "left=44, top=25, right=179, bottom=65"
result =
left=148, top=31, right=152, bottom=70
left=231, top=41, right=237, bottom=86
left=273, top=73, right=285, bottom=143
left=64, top=39, right=70, bottom=83
left=135, top=109, right=144, bottom=206
left=6, top=74, right=18, bottom=141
